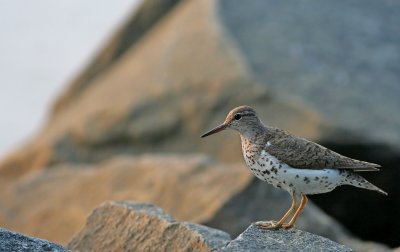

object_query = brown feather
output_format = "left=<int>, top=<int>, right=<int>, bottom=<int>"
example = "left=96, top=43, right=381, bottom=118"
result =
left=263, top=127, right=380, bottom=171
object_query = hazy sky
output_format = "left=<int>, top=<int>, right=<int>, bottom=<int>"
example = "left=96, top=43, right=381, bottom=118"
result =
left=0, top=0, right=141, bottom=158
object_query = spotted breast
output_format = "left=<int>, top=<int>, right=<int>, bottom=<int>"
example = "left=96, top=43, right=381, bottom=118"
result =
left=241, top=136, right=348, bottom=194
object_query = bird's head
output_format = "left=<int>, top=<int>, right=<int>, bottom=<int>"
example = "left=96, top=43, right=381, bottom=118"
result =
left=200, top=106, right=262, bottom=138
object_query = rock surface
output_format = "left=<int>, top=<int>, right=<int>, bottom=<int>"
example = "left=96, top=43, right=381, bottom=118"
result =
left=53, top=0, right=183, bottom=114
left=0, top=0, right=398, bottom=249
left=0, top=155, right=250, bottom=244
left=68, top=201, right=354, bottom=252
left=220, top=224, right=353, bottom=252
left=0, top=227, right=68, bottom=252
left=68, top=201, right=231, bottom=252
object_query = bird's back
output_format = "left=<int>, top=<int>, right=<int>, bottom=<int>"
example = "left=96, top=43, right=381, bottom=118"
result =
left=261, top=127, right=380, bottom=171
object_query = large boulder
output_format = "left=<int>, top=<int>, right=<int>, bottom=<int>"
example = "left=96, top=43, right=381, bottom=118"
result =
left=0, top=227, right=68, bottom=252
left=68, top=201, right=231, bottom=252
left=0, top=0, right=398, bottom=248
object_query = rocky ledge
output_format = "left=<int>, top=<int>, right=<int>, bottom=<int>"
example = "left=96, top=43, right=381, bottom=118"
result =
left=221, top=225, right=352, bottom=252
left=0, top=228, right=68, bottom=252
left=68, top=201, right=353, bottom=252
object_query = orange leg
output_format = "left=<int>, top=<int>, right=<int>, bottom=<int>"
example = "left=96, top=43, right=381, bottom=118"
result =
left=256, top=192, right=298, bottom=229
left=282, top=193, right=308, bottom=229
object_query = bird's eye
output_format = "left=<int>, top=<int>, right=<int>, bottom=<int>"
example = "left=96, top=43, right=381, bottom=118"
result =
left=234, top=114, right=242, bottom=120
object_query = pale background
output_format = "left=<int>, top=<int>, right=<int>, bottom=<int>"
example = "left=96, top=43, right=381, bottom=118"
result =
left=0, top=0, right=141, bottom=158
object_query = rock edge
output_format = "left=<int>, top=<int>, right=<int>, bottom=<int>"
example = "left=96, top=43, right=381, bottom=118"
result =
left=0, top=227, right=69, bottom=252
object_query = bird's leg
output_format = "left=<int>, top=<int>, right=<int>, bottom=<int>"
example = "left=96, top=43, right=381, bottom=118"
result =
left=256, top=192, right=298, bottom=229
left=282, top=193, right=308, bottom=229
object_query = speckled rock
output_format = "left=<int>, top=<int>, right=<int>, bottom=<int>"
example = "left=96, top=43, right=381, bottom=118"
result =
left=219, top=224, right=353, bottom=252
left=0, top=227, right=68, bottom=252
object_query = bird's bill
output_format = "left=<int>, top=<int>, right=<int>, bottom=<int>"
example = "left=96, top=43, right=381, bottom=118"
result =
left=200, top=123, right=227, bottom=138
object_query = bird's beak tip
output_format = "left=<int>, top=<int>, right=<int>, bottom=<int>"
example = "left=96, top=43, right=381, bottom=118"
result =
left=200, top=123, right=227, bottom=138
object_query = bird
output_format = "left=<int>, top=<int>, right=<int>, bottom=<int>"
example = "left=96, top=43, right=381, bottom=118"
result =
left=200, top=105, right=387, bottom=230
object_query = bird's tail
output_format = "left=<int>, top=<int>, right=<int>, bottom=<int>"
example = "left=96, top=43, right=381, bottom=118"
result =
left=341, top=170, right=387, bottom=195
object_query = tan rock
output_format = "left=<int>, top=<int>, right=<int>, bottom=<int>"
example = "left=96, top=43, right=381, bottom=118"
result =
left=67, top=201, right=231, bottom=252
left=0, top=155, right=251, bottom=244
left=53, top=0, right=184, bottom=114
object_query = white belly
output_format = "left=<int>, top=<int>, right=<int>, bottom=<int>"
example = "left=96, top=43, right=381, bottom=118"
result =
left=244, top=150, right=345, bottom=195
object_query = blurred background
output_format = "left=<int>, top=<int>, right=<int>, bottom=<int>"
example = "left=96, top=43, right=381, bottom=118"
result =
left=0, top=0, right=399, bottom=250
left=0, top=0, right=141, bottom=158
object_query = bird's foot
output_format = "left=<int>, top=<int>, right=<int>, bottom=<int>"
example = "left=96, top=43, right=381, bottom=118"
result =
left=281, top=223, right=295, bottom=229
left=254, top=221, right=281, bottom=230
left=253, top=221, right=295, bottom=230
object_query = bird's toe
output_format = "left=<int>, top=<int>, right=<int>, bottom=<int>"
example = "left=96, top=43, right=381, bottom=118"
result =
left=282, top=223, right=295, bottom=229
left=254, top=221, right=281, bottom=230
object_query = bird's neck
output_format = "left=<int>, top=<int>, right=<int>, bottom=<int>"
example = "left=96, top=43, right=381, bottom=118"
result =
left=239, top=123, right=268, bottom=150
left=238, top=122, right=266, bottom=138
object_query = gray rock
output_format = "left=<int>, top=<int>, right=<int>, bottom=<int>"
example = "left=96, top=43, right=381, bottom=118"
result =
left=219, top=224, right=353, bottom=252
left=0, top=227, right=68, bottom=252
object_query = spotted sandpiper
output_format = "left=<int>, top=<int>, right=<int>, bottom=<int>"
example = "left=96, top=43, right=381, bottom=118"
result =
left=201, top=106, right=387, bottom=229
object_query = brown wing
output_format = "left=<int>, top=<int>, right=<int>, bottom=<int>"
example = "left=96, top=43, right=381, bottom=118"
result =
left=265, top=128, right=380, bottom=171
